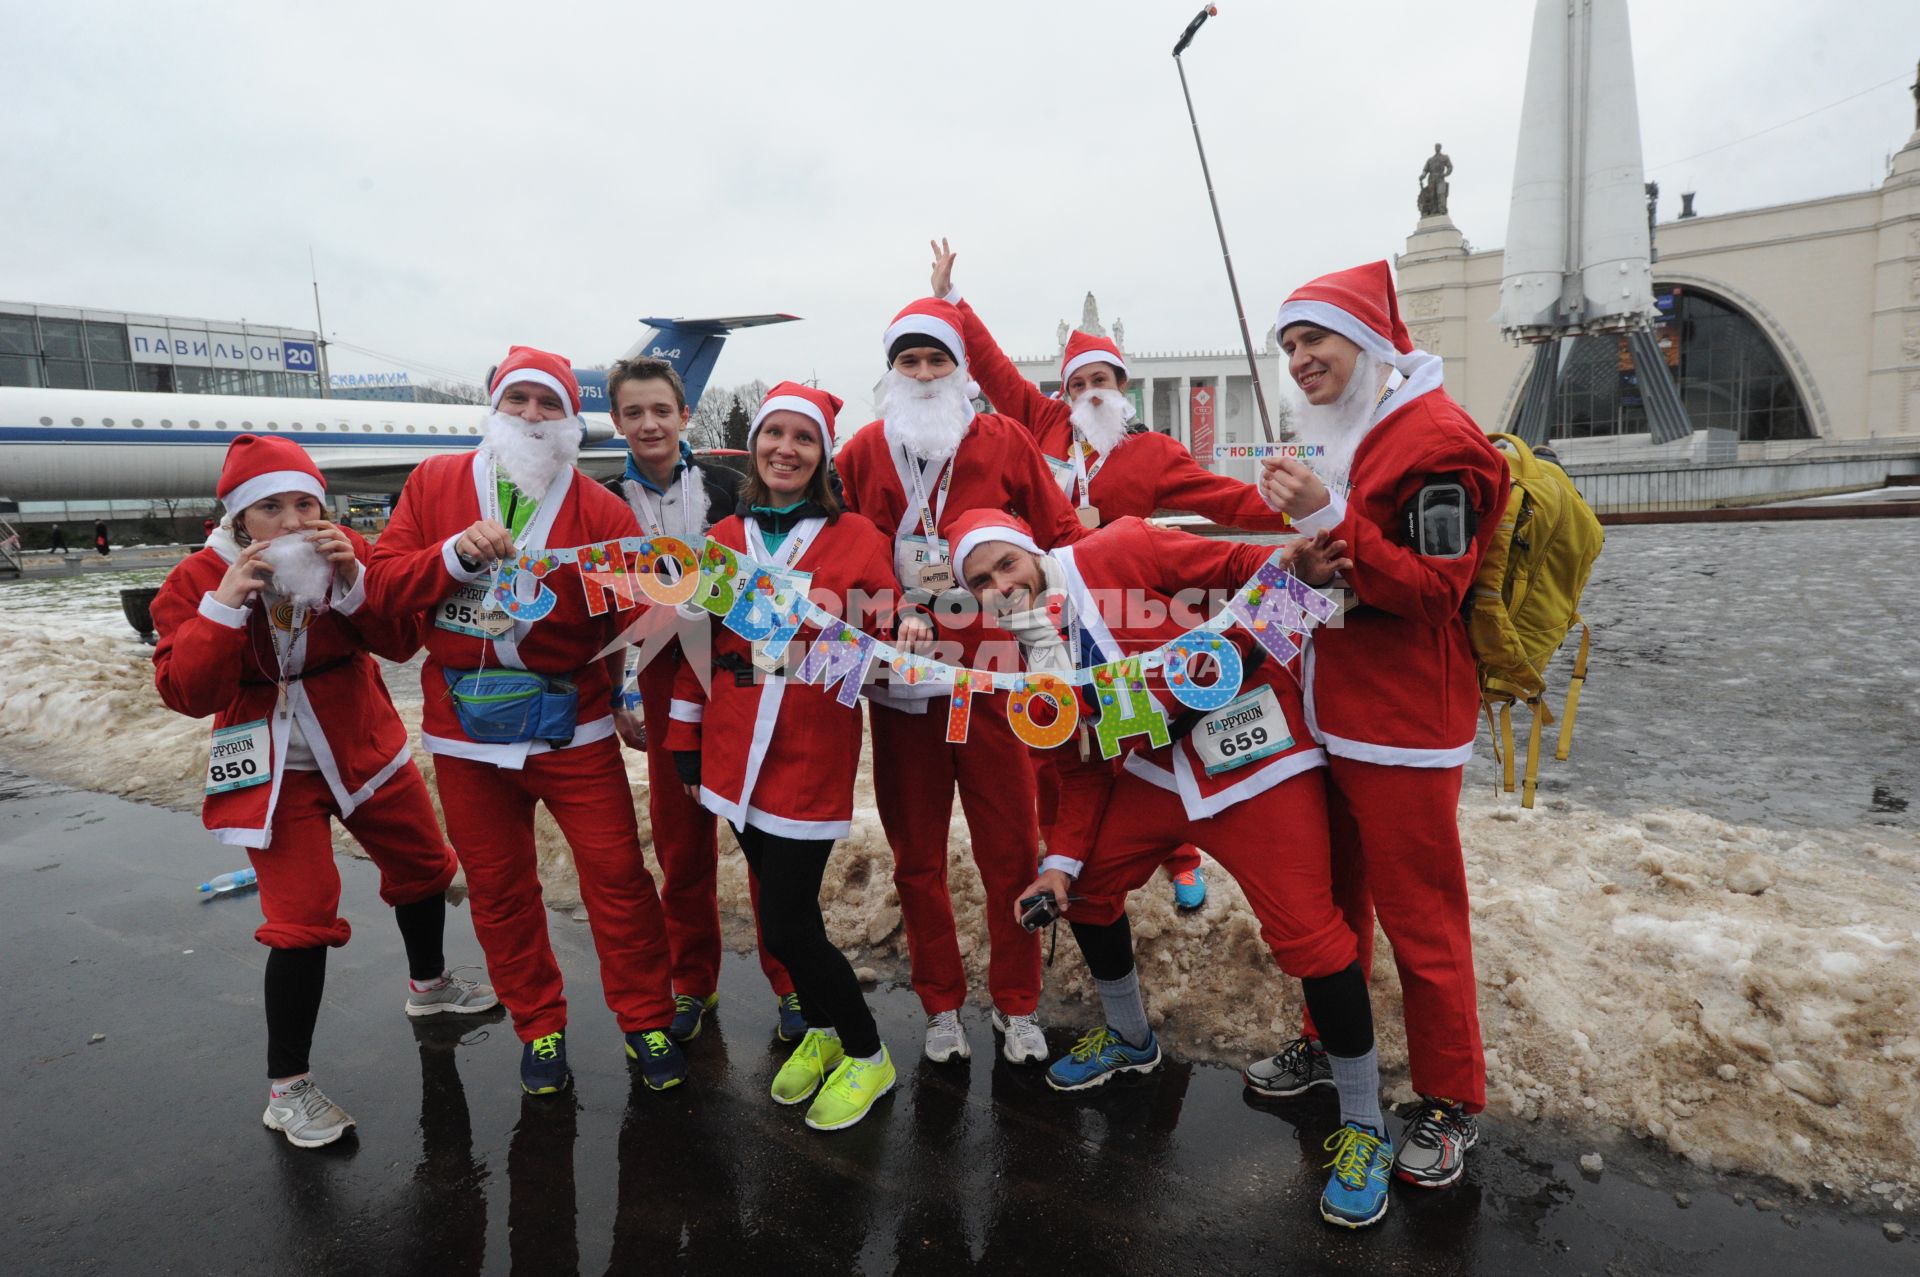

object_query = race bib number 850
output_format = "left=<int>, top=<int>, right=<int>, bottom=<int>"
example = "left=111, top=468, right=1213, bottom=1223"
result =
left=206, top=720, right=271, bottom=795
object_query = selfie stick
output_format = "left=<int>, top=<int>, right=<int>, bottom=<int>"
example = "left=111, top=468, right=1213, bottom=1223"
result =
left=1173, top=5, right=1275, bottom=442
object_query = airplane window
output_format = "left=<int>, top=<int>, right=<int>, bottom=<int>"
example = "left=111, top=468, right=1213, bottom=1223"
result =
left=361, top=424, right=371, bottom=432
left=405, top=425, right=415, bottom=433
left=428, top=425, right=438, bottom=433
left=161, top=420, right=173, bottom=428
left=384, top=424, right=393, bottom=433
left=132, top=419, right=144, bottom=428
left=242, top=421, right=253, bottom=429
left=266, top=422, right=278, bottom=431
left=216, top=421, right=228, bottom=429
left=102, top=418, right=114, bottom=427
left=291, top=422, right=302, bottom=432
left=189, top=421, right=201, bottom=429
left=71, top=417, right=83, bottom=426
left=39, top=416, right=51, bottom=426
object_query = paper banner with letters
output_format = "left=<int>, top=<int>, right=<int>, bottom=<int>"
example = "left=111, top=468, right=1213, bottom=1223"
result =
left=496, top=533, right=1333, bottom=751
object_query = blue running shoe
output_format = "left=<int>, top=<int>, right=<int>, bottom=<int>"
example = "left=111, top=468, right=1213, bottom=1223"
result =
left=520, top=1030, right=572, bottom=1095
left=1172, top=866, right=1207, bottom=911
left=625, top=1028, right=689, bottom=1091
left=669, top=992, right=718, bottom=1043
left=775, top=992, right=808, bottom=1042
left=1319, top=1122, right=1394, bottom=1228
left=1045, top=1026, right=1161, bottom=1092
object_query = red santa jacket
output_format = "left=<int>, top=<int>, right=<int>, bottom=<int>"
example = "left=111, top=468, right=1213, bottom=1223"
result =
left=1292, top=377, right=1509, bottom=765
left=664, top=510, right=898, bottom=840
left=836, top=409, right=1084, bottom=704
left=1033, top=518, right=1326, bottom=876
left=153, top=527, right=424, bottom=848
left=363, top=450, right=640, bottom=769
left=956, top=297, right=1290, bottom=532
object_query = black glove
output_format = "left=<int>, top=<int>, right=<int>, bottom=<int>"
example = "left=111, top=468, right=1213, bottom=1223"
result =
left=672, top=750, right=701, bottom=788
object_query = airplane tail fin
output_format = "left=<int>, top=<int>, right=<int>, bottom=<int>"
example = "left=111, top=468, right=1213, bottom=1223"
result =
left=571, top=313, right=799, bottom=417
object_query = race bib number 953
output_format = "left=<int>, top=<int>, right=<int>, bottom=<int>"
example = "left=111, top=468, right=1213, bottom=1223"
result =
left=435, top=582, right=514, bottom=638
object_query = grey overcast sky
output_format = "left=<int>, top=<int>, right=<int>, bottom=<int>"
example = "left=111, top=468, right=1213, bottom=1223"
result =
left=4, top=0, right=1915, bottom=422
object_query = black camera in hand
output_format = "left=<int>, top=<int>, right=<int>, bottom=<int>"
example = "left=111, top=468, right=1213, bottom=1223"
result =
left=1019, top=891, right=1065, bottom=932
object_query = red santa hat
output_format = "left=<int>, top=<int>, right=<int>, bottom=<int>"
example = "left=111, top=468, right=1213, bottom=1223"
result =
left=949, top=509, right=1042, bottom=577
left=883, top=298, right=980, bottom=398
left=488, top=345, right=582, bottom=416
left=217, top=433, right=326, bottom=513
left=1060, top=330, right=1128, bottom=385
left=750, top=381, right=845, bottom=446
left=1275, top=260, right=1415, bottom=363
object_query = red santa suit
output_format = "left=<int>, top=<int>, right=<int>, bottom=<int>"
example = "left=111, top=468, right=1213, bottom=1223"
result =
left=955, top=295, right=1297, bottom=881
left=364, top=361, right=674, bottom=1044
left=947, top=512, right=1354, bottom=980
left=834, top=297, right=1085, bottom=1019
left=153, top=448, right=453, bottom=950
left=664, top=510, right=898, bottom=837
left=1276, top=261, right=1510, bottom=1111
left=606, top=450, right=792, bottom=1005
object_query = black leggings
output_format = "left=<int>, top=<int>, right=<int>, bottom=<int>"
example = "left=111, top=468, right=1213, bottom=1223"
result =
left=735, top=826, right=881, bottom=1059
left=1071, top=913, right=1374, bottom=1058
left=263, top=892, right=449, bottom=1077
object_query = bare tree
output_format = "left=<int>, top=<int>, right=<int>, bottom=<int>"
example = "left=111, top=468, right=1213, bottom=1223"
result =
left=417, top=377, right=488, bottom=406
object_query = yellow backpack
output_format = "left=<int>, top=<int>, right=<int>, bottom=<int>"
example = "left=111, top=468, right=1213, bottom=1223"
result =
left=1466, top=433, right=1604, bottom=807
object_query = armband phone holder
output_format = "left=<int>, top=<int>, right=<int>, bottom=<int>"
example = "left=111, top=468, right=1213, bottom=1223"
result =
left=1399, top=478, right=1475, bottom=560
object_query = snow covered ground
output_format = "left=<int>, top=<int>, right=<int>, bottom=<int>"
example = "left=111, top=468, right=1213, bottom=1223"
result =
left=2, top=525, right=1915, bottom=1207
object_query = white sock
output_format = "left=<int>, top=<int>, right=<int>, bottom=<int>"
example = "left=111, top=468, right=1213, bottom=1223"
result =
left=855, top=1048, right=885, bottom=1065
left=409, top=972, right=450, bottom=992
left=1329, top=1048, right=1385, bottom=1133
left=816, top=1026, right=840, bottom=1039
left=270, top=1073, right=311, bottom=1097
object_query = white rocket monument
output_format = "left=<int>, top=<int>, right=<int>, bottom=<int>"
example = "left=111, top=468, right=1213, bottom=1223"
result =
left=1497, top=0, right=1692, bottom=445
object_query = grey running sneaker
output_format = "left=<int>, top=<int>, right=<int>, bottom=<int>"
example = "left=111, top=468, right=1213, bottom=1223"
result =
left=1392, top=1098, right=1479, bottom=1188
left=1243, top=1036, right=1334, bottom=1098
left=262, top=1078, right=356, bottom=1148
left=405, top=969, right=500, bottom=1017
left=923, top=1010, right=972, bottom=1063
left=991, top=1008, right=1048, bottom=1065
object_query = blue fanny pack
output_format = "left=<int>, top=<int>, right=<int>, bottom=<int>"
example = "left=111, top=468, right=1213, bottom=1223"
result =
left=442, top=668, right=579, bottom=746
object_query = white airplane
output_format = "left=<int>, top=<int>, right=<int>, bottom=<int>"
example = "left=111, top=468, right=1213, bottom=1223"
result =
left=0, top=313, right=796, bottom=501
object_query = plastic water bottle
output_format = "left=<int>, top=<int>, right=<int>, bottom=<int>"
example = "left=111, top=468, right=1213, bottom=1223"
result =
left=198, top=867, right=258, bottom=895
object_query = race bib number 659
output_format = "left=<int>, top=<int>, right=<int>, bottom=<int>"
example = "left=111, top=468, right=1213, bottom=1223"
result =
left=1192, top=685, right=1292, bottom=777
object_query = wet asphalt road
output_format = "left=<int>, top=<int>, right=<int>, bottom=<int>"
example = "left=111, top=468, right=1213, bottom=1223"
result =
left=0, top=764, right=1909, bottom=1276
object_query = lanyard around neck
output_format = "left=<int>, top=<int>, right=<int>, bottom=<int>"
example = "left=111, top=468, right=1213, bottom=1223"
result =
left=631, top=464, right=698, bottom=542
left=904, top=450, right=955, bottom=543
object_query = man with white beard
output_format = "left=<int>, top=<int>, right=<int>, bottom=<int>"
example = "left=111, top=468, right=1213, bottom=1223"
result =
left=1251, top=262, right=1509, bottom=1192
left=366, top=346, right=683, bottom=1099
left=152, top=433, right=493, bottom=1149
left=834, top=298, right=1086, bottom=1066
left=927, top=238, right=1293, bottom=913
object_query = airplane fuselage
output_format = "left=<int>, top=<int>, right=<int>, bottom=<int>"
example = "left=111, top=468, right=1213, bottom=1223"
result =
left=0, top=387, right=627, bottom=501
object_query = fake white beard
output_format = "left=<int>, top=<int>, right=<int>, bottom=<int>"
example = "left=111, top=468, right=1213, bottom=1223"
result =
left=880, top=368, right=972, bottom=462
left=260, top=532, right=335, bottom=607
left=1286, top=351, right=1387, bottom=492
left=481, top=409, right=582, bottom=495
left=1067, top=387, right=1134, bottom=456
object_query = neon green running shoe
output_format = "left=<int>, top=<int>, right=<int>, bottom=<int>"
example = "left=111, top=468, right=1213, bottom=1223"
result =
left=804, top=1047, right=896, bottom=1132
left=771, top=1028, right=845, bottom=1106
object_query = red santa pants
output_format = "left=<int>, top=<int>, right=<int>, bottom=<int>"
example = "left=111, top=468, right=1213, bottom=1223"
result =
left=1033, top=754, right=1202, bottom=882
left=248, top=764, right=456, bottom=950
left=1303, top=757, right=1486, bottom=1112
left=1065, top=766, right=1358, bottom=979
left=870, top=698, right=1042, bottom=1016
left=434, top=739, right=675, bottom=1043
left=636, top=656, right=792, bottom=1000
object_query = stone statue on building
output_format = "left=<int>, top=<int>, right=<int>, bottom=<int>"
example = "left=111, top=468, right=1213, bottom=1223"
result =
left=1912, top=57, right=1919, bottom=129
left=1080, top=292, right=1107, bottom=337
left=1112, top=318, right=1125, bottom=352
left=1417, top=143, right=1453, bottom=217
left=1056, top=319, right=1070, bottom=351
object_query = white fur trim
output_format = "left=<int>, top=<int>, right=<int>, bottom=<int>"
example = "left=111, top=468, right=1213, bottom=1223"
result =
left=669, top=698, right=705, bottom=723
left=490, top=368, right=574, bottom=413
left=1060, top=348, right=1129, bottom=384
left=221, top=469, right=324, bottom=515
left=884, top=314, right=967, bottom=371
left=1039, top=854, right=1084, bottom=879
left=952, top=524, right=1042, bottom=577
left=750, top=394, right=829, bottom=440
left=421, top=713, right=616, bottom=769
left=1287, top=485, right=1347, bottom=534
left=330, top=560, right=367, bottom=615
left=1277, top=299, right=1400, bottom=363
left=440, top=534, right=488, bottom=584
left=1319, top=731, right=1476, bottom=768
left=196, top=591, right=251, bottom=629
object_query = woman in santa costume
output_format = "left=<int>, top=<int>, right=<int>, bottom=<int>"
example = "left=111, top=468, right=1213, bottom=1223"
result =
left=665, top=382, right=902, bottom=1131
left=599, top=354, right=800, bottom=1046
left=1253, top=260, right=1509, bottom=1190
left=952, top=509, right=1398, bottom=1229
left=834, top=297, right=1086, bottom=1067
left=928, top=238, right=1296, bottom=914
left=152, top=433, right=496, bottom=1150
left=364, top=346, right=682, bottom=1098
